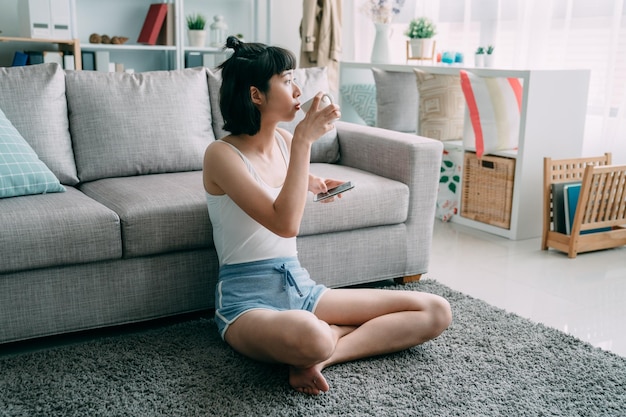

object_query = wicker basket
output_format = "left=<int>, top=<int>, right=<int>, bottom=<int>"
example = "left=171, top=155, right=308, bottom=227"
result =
left=461, top=152, right=516, bottom=229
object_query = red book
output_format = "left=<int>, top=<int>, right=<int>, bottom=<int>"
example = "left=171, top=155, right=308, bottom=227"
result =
left=137, top=4, right=168, bottom=45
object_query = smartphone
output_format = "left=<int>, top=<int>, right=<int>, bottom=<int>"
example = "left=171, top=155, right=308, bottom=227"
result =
left=314, top=181, right=354, bottom=202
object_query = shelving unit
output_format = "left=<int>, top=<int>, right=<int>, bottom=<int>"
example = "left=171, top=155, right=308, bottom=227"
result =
left=339, top=61, right=591, bottom=240
left=0, top=36, right=82, bottom=69
left=0, top=0, right=266, bottom=72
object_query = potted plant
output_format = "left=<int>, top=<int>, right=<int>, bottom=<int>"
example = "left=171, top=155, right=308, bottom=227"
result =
left=474, top=46, right=485, bottom=67
left=186, top=13, right=207, bottom=47
left=405, top=17, right=437, bottom=60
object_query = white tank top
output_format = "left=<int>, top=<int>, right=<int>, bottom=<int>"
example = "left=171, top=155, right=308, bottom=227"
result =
left=206, top=132, right=298, bottom=266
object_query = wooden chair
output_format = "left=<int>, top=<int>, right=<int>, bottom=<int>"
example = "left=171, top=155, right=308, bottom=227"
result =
left=542, top=153, right=626, bottom=258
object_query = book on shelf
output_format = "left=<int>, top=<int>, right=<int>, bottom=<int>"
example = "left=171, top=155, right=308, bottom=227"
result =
left=12, top=51, right=29, bottom=66
left=63, top=53, right=75, bottom=70
left=137, top=3, right=168, bottom=45
left=185, top=51, right=203, bottom=68
left=552, top=182, right=577, bottom=234
left=25, top=51, right=44, bottom=65
left=94, top=50, right=111, bottom=72
left=563, top=183, right=612, bottom=235
left=81, top=51, right=95, bottom=70
left=157, top=3, right=175, bottom=46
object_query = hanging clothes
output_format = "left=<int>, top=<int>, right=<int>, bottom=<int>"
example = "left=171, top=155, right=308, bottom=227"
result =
left=300, top=0, right=342, bottom=95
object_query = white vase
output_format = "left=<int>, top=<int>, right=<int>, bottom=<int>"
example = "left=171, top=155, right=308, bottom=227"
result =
left=371, top=23, right=391, bottom=64
left=187, top=30, right=206, bottom=47
left=474, top=53, right=485, bottom=67
left=484, top=54, right=495, bottom=68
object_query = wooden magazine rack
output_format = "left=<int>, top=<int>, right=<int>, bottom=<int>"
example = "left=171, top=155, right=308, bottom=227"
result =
left=542, top=153, right=626, bottom=258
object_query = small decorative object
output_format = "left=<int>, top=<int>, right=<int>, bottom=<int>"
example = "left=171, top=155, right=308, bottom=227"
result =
left=111, top=36, right=129, bottom=45
left=360, top=0, right=405, bottom=64
left=405, top=17, right=437, bottom=61
left=474, top=46, right=485, bottom=67
left=441, top=51, right=454, bottom=64
left=210, top=15, right=228, bottom=47
left=186, top=13, right=207, bottom=47
left=485, top=45, right=495, bottom=67
left=455, top=52, right=464, bottom=64
left=89, top=33, right=129, bottom=45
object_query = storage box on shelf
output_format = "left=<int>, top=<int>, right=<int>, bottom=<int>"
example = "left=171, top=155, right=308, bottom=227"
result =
left=542, top=153, right=626, bottom=258
left=460, top=151, right=515, bottom=229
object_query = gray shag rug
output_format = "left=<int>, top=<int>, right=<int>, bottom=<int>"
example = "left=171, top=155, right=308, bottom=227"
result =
left=1, top=279, right=625, bottom=417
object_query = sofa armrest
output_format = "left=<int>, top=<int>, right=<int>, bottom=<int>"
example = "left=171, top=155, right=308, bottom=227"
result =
left=335, top=121, right=444, bottom=276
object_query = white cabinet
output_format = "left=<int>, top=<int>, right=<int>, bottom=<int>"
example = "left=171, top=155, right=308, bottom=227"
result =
left=339, top=61, right=591, bottom=240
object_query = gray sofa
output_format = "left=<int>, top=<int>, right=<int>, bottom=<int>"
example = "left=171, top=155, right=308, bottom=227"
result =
left=0, top=63, right=443, bottom=345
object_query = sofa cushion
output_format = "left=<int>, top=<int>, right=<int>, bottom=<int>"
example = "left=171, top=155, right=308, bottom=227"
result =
left=79, top=171, right=212, bottom=258
left=66, top=67, right=214, bottom=182
left=0, top=107, right=65, bottom=198
left=0, top=187, right=122, bottom=273
left=413, top=69, right=465, bottom=141
left=0, top=63, right=78, bottom=185
left=459, top=70, right=523, bottom=158
left=372, top=68, right=418, bottom=133
left=300, top=164, right=409, bottom=236
left=206, top=68, right=229, bottom=140
left=278, top=67, right=340, bottom=163
left=339, top=83, right=377, bottom=126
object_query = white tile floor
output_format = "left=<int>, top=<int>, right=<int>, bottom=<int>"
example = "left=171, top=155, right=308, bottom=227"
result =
left=425, top=220, right=626, bottom=358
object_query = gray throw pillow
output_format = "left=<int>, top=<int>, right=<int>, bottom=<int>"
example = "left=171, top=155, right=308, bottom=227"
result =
left=66, top=67, right=215, bottom=182
left=278, top=67, right=340, bottom=163
left=372, top=68, right=418, bottom=133
left=0, top=63, right=78, bottom=185
left=206, top=68, right=229, bottom=140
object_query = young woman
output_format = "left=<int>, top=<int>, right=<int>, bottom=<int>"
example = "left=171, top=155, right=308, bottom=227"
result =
left=203, top=36, right=452, bottom=395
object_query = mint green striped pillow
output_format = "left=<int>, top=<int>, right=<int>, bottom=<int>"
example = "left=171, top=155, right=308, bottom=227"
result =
left=0, top=108, right=65, bottom=198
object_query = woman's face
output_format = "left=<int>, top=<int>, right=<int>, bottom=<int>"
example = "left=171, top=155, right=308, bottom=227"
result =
left=263, top=70, right=302, bottom=122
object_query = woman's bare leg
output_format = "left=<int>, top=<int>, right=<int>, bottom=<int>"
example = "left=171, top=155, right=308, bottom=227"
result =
left=223, top=288, right=451, bottom=395
left=315, top=288, right=452, bottom=365
left=223, top=309, right=344, bottom=394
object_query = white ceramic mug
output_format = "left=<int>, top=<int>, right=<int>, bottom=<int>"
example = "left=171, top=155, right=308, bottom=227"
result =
left=301, top=93, right=334, bottom=113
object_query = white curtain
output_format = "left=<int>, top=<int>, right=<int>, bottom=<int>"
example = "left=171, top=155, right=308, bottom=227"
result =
left=346, top=0, right=626, bottom=163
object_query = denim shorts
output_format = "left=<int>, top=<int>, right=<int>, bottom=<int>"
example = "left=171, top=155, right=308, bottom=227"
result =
left=214, top=257, right=329, bottom=340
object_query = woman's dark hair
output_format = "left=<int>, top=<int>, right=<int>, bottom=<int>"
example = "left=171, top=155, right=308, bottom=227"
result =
left=218, top=36, right=297, bottom=136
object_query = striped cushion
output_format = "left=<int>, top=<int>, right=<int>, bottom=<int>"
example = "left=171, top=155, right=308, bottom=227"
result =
left=459, top=70, right=523, bottom=158
left=0, top=107, right=65, bottom=198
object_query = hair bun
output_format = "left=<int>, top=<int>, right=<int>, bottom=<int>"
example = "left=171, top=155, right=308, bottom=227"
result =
left=226, top=36, right=242, bottom=51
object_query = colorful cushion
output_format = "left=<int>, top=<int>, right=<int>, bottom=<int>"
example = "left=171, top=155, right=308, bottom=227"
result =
left=413, top=69, right=465, bottom=141
left=372, top=68, right=418, bottom=133
left=339, top=83, right=377, bottom=126
left=459, top=70, right=523, bottom=158
left=436, top=147, right=463, bottom=222
left=0, top=107, right=65, bottom=198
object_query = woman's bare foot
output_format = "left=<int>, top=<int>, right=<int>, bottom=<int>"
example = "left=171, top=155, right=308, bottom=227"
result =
left=289, top=324, right=358, bottom=394
left=289, top=364, right=328, bottom=395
